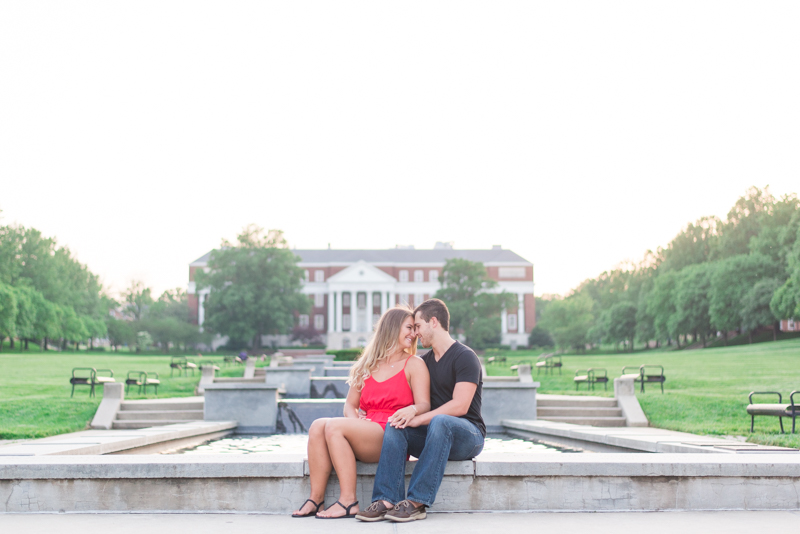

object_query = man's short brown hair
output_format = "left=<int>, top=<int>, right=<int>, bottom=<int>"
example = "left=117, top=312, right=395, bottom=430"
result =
left=414, top=298, right=450, bottom=332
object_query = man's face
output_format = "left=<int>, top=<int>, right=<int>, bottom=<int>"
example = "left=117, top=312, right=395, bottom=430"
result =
left=414, top=312, right=434, bottom=348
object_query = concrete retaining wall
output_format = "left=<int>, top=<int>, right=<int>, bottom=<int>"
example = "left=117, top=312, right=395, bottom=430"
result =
left=3, top=454, right=800, bottom=513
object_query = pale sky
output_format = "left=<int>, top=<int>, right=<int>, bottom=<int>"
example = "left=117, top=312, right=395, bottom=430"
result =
left=1, top=2, right=799, bottom=299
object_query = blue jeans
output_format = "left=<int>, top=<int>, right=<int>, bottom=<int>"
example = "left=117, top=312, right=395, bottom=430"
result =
left=371, top=414, right=485, bottom=507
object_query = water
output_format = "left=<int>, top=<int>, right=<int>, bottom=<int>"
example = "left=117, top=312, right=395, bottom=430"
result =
left=173, top=432, right=582, bottom=455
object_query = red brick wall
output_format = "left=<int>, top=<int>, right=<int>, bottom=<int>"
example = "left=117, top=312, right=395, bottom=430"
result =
left=486, top=265, right=533, bottom=282
left=188, top=294, right=199, bottom=325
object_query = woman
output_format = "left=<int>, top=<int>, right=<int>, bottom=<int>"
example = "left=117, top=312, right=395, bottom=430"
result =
left=292, top=306, right=430, bottom=519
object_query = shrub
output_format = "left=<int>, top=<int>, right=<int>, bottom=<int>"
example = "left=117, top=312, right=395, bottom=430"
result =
left=326, top=348, right=362, bottom=361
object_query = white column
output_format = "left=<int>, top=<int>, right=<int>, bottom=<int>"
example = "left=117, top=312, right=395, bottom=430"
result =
left=388, top=291, right=394, bottom=311
left=380, top=290, right=387, bottom=316
left=518, top=293, right=526, bottom=334
left=335, top=291, right=342, bottom=333
left=327, top=291, right=335, bottom=333
left=501, top=308, right=508, bottom=334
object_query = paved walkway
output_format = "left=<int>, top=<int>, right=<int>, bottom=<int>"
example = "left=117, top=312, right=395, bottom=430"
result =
left=1, top=511, right=799, bottom=533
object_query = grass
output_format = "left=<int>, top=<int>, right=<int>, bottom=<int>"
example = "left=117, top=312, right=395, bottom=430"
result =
left=0, top=352, right=258, bottom=439
left=483, top=339, right=800, bottom=449
left=3, top=340, right=800, bottom=448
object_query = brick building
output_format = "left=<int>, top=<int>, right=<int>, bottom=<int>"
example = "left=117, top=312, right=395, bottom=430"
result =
left=188, top=244, right=535, bottom=350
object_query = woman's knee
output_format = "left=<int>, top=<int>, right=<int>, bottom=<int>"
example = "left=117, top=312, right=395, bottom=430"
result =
left=309, top=418, right=328, bottom=439
left=323, top=418, right=345, bottom=440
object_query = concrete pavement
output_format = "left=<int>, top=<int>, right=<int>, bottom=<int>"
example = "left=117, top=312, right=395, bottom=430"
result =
left=1, top=511, right=799, bottom=534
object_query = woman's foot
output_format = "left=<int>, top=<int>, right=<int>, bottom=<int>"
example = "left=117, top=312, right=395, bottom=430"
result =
left=292, top=498, right=324, bottom=517
left=316, top=500, right=359, bottom=519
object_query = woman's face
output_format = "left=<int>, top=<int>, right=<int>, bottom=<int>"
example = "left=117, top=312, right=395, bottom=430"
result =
left=397, top=316, right=416, bottom=350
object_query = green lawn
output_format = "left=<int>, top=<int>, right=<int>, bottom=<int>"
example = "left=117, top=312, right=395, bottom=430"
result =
left=3, top=341, right=800, bottom=448
left=0, top=352, right=254, bottom=439
left=484, top=339, right=800, bottom=449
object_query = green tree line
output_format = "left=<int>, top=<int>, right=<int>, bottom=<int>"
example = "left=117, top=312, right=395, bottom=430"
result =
left=0, top=220, right=204, bottom=352
left=539, top=186, right=800, bottom=351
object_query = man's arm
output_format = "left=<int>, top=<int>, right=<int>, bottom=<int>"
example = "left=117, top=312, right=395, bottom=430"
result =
left=401, top=382, right=477, bottom=428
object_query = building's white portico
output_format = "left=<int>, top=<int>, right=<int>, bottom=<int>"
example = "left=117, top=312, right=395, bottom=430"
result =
left=314, top=261, right=398, bottom=349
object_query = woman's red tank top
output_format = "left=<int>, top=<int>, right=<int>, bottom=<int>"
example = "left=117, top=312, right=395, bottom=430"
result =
left=359, top=356, right=415, bottom=430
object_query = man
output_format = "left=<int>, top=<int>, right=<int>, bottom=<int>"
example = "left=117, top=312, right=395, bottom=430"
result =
left=356, top=298, right=485, bottom=522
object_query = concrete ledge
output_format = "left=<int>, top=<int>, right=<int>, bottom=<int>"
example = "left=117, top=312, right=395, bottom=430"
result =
left=0, top=422, right=237, bottom=457
left=3, top=453, right=800, bottom=512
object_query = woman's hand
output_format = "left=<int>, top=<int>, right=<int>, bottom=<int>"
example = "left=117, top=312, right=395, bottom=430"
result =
left=388, top=405, right=417, bottom=429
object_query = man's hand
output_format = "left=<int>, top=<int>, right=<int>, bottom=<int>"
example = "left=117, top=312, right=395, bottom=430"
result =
left=388, top=406, right=417, bottom=428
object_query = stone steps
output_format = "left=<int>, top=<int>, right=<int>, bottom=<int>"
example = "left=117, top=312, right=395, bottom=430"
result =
left=113, top=397, right=206, bottom=429
left=536, top=394, right=626, bottom=426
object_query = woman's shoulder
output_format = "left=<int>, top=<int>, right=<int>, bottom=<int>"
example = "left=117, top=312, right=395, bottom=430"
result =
left=405, top=355, right=429, bottom=373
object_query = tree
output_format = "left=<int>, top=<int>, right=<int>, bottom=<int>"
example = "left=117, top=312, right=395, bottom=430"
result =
left=0, top=283, right=17, bottom=350
left=195, top=225, right=310, bottom=350
left=123, top=280, right=153, bottom=322
left=107, top=318, right=136, bottom=351
left=538, top=294, right=595, bottom=351
left=709, top=254, right=781, bottom=343
left=434, top=258, right=517, bottom=348
left=528, top=326, right=554, bottom=348
left=740, top=278, right=782, bottom=342
left=645, top=271, right=678, bottom=345
left=601, top=301, right=637, bottom=351
left=671, top=263, right=714, bottom=346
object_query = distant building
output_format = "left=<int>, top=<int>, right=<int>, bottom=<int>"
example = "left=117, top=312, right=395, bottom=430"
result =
left=188, top=244, right=535, bottom=350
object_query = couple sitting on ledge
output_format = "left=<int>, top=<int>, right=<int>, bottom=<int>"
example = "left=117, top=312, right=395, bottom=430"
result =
left=292, top=298, right=486, bottom=522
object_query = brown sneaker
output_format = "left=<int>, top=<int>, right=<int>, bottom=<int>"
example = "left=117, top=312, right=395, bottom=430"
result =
left=385, top=500, right=427, bottom=522
left=355, top=500, right=392, bottom=522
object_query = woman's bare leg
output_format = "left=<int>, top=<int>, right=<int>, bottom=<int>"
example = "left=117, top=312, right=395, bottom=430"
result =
left=315, top=418, right=385, bottom=518
left=293, top=418, right=332, bottom=516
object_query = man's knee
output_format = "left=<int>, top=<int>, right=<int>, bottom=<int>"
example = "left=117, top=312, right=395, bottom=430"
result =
left=428, top=414, right=456, bottom=435
left=383, top=424, right=408, bottom=447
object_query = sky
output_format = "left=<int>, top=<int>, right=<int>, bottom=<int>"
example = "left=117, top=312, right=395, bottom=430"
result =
left=1, top=1, right=799, bottom=298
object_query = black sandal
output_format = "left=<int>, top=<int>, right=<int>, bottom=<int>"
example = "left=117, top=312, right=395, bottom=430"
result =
left=315, top=500, right=359, bottom=519
left=292, top=498, right=324, bottom=518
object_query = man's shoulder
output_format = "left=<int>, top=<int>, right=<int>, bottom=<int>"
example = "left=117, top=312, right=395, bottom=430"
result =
left=450, top=341, right=477, bottom=359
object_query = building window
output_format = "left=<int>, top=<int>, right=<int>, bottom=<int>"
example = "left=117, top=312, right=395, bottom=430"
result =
left=414, top=270, right=424, bottom=282
left=342, top=337, right=351, bottom=349
left=498, top=267, right=526, bottom=279
left=343, top=314, right=352, bottom=330
left=304, top=270, right=309, bottom=282
left=507, top=314, right=518, bottom=331
left=343, top=293, right=351, bottom=307
left=789, top=319, right=796, bottom=331
left=357, top=337, right=367, bottom=347
left=429, top=270, right=439, bottom=282
left=372, top=293, right=381, bottom=308
left=372, top=313, right=380, bottom=326
left=314, top=314, right=325, bottom=331
left=314, top=294, right=325, bottom=308
left=399, top=270, right=409, bottom=282
left=357, top=293, right=366, bottom=309
left=314, top=270, right=325, bottom=282
left=399, top=294, right=410, bottom=305
left=414, top=294, right=424, bottom=306
left=298, top=314, right=309, bottom=328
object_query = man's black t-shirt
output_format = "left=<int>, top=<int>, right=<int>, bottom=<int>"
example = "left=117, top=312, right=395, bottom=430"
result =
left=421, top=341, right=486, bottom=437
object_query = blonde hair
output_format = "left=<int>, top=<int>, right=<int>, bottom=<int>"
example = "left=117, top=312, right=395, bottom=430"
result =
left=347, top=305, right=416, bottom=391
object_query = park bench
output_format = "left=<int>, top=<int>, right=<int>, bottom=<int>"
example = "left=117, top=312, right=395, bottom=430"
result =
left=199, top=359, right=221, bottom=371
left=70, top=368, right=115, bottom=398
left=622, top=365, right=666, bottom=393
left=125, top=371, right=160, bottom=395
left=535, top=354, right=562, bottom=375
left=747, top=391, right=799, bottom=434
left=574, top=368, right=608, bottom=391
left=170, top=356, right=198, bottom=377
left=223, top=355, right=243, bottom=367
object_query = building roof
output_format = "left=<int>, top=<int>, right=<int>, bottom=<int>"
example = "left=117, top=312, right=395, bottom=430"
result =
left=191, top=247, right=531, bottom=266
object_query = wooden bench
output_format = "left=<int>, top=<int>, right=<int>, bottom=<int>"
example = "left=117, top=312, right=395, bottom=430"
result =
left=70, top=368, right=115, bottom=398
left=125, top=371, right=161, bottom=395
left=747, top=391, right=799, bottom=434
left=170, top=357, right=198, bottom=377
left=622, top=365, right=666, bottom=393
left=535, top=354, right=562, bottom=375
left=574, top=368, right=608, bottom=391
